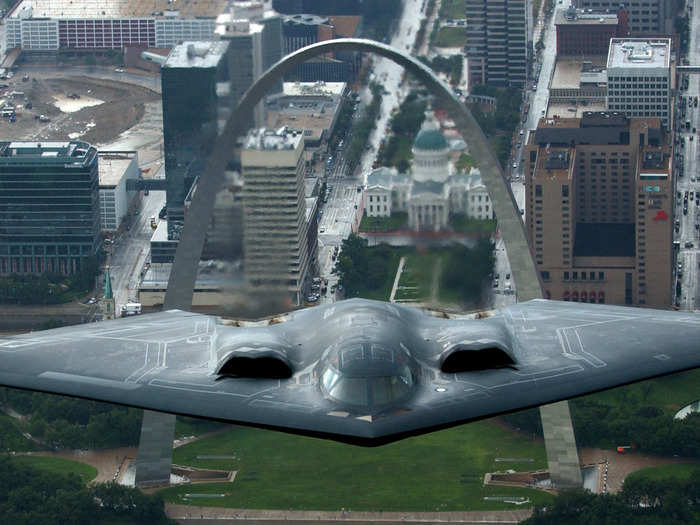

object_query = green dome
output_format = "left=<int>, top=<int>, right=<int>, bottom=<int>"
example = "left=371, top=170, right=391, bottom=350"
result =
left=413, top=128, right=448, bottom=151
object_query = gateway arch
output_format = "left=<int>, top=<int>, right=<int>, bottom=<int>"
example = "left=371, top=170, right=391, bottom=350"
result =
left=136, top=38, right=582, bottom=489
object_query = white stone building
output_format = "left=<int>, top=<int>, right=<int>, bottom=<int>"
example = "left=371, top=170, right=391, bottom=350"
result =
left=607, top=38, right=671, bottom=126
left=365, top=111, right=493, bottom=231
left=98, top=151, right=140, bottom=232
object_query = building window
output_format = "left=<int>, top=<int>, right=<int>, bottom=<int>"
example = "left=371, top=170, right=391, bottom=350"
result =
left=535, top=185, right=542, bottom=197
left=541, top=271, right=550, bottom=281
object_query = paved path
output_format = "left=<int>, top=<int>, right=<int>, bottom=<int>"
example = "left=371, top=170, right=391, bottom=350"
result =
left=389, top=256, right=407, bottom=303
left=166, top=505, right=532, bottom=524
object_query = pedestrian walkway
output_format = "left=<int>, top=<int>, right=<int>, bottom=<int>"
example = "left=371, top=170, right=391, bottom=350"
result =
left=166, top=504, right=533, bottom=524
left=389, top=256, right=407, bottom=302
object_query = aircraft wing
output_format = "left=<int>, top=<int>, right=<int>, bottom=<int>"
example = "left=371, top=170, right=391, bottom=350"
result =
left=0, top=299, right=698, bottom=445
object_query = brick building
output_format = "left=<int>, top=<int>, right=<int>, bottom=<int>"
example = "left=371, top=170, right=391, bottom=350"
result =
left=524, top=112, right=672, bottom=307
left=555, top=7, right=628, bottom=57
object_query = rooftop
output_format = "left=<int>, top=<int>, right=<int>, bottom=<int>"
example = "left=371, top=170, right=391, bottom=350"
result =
left=556, top=7, right=619, bottom=25
left=0, top=140, right=95, bottom=164
left=545, top=150, right=570, bottom=170
left=10, top=0, right=228, bottom=19
left=550, top=58, right=607, bottom=90
left=215, top=15, right=265, bottom=37
left=282, top=81, right=346, bottom=97
left=243, top=127, right=304, bottom=151
left=283, top=13, right=329, bottom=26
left=641, top=149, right=668, bottom=170
left=326, top=15, right=361, bottom=37
left=98, top=152, right=136, bottom=187
left=607, top=38, right=671, bottom=70
left=547, top=102, right=607, bottom=119
left=163, top=41, right=229, bottom=69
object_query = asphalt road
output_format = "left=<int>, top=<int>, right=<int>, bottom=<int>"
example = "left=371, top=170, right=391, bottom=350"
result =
left=316, top=0, right=428, bottom=305
left=673, top=1, right=700, bottom=312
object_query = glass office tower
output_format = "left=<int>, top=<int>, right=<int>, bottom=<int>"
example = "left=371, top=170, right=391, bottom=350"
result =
left=0, top=140, right=100, bottom=275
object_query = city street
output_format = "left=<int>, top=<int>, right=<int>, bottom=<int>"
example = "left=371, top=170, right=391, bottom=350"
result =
left=675, top=0, right=700, bottom=312
left=316, top=0, right=428, bottom=302
left=492, top=1, right=566, bottom=307
left=106, top=184, right=165, bottom=312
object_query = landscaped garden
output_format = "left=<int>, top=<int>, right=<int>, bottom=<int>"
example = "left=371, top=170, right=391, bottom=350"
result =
left=159, top=420, right=552, bottom=511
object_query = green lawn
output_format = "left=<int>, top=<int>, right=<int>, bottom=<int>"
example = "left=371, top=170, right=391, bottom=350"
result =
left=625, top=463, right=700, bottom=483
left=359, top=212, right=408, bottom=232
left=159, top=421, right=552, bottom=511
left=13, top=456, right=98, bottom=483
left=355, top=249, right=403, bottom=301
left=440, top=0, right=466, bottom=19
left=396, top=252, right=441, bottom=302
left=175, top=417, right=227, bottom=439
left=450, top=216, right=497, bottom=234
left=434, top=27, right=467, bottom=48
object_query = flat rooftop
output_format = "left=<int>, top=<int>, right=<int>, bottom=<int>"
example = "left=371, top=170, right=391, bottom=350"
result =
left=282, top=81, right=346, bottom=97
left=555, top=8, right=618, bottom=25
left=607, top=39, right=671, bottom=69
left=244, top=127, right=303, bottom=151
left=164, top=41, right=229, bottom=69
left=10, top=0, right=228, bottom=19
left=551, top=58, right=607, bottom=89
left=0, top=140, right=95, bottom=163
left=547, top=102, right=607, bottom=118
left=98, top=155, right=135, bottom=187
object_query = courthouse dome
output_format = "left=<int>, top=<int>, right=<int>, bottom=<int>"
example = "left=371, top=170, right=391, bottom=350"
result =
left=413, top=110, right=448, bottom=151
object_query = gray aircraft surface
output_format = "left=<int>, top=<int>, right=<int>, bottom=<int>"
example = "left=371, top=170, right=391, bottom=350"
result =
left=1, top=298, right=699, bottom=445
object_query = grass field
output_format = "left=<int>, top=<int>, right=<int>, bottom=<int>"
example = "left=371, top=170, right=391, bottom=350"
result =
left=359, top=212, right=408, bottom=232
left=440, top=0, right=466, bottom=19
left=159, top=421, right=553, bottom=511
left=434, top=27, right=467, bottom=48
left=13, top=456, right=98, bottom=483
left=626, top=463, right=700, bottom=483
left=395, top=252, right=441, bottom=302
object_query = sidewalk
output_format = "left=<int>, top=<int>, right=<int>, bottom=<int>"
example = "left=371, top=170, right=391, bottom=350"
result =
left=166, top=504, right=533, bottom=524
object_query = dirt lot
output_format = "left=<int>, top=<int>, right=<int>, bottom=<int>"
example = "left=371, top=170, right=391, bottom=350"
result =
left=0, top=76, right=159, bottom=145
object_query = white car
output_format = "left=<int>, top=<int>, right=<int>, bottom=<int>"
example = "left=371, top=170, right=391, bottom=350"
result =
left=512, top=163, right=518, bottom=169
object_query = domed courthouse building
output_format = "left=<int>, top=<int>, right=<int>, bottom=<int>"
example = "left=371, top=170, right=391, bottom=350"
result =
left=365, top=111, right=493, bottom=231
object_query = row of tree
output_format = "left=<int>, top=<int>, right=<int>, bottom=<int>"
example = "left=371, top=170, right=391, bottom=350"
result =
left=0, top=255, right=99, bottom=305
left=419, top=55, right=463, bottom=86
left=345, top=82, right=383, bottom=170
left=332, top=234, right=400, bottom=298
left=0, top=388, right=142, bottom=451
left=468, top=85, right=523, bottom=166
left=502, top=400, right=700, bottom=458
left=523, top=471, right=700, bottom=524
left=0, top=456, right=175, bottom=524
left=440, top=237, right=495, bottom=306
left=376, top=90, right=429, bottom=172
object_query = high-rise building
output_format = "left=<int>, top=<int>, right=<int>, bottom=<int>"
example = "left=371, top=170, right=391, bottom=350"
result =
left=0, top=140, right=100, bottom=275
left=524, top=112, right=672, bottom=307
left=216, top=2, right=283, bottom=125
left=555, top=7, right=628, bottom=57
left=606, top=38, right=672, bottom=126
left=161, top=41, right=230, bottom=238
left=241, top=127, right=316, bottom=304
left=575, top=0, right=673, bottom=35
left=272, top=0, right=364, bottom=15
left=466, top=0, right=528, bottom=87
